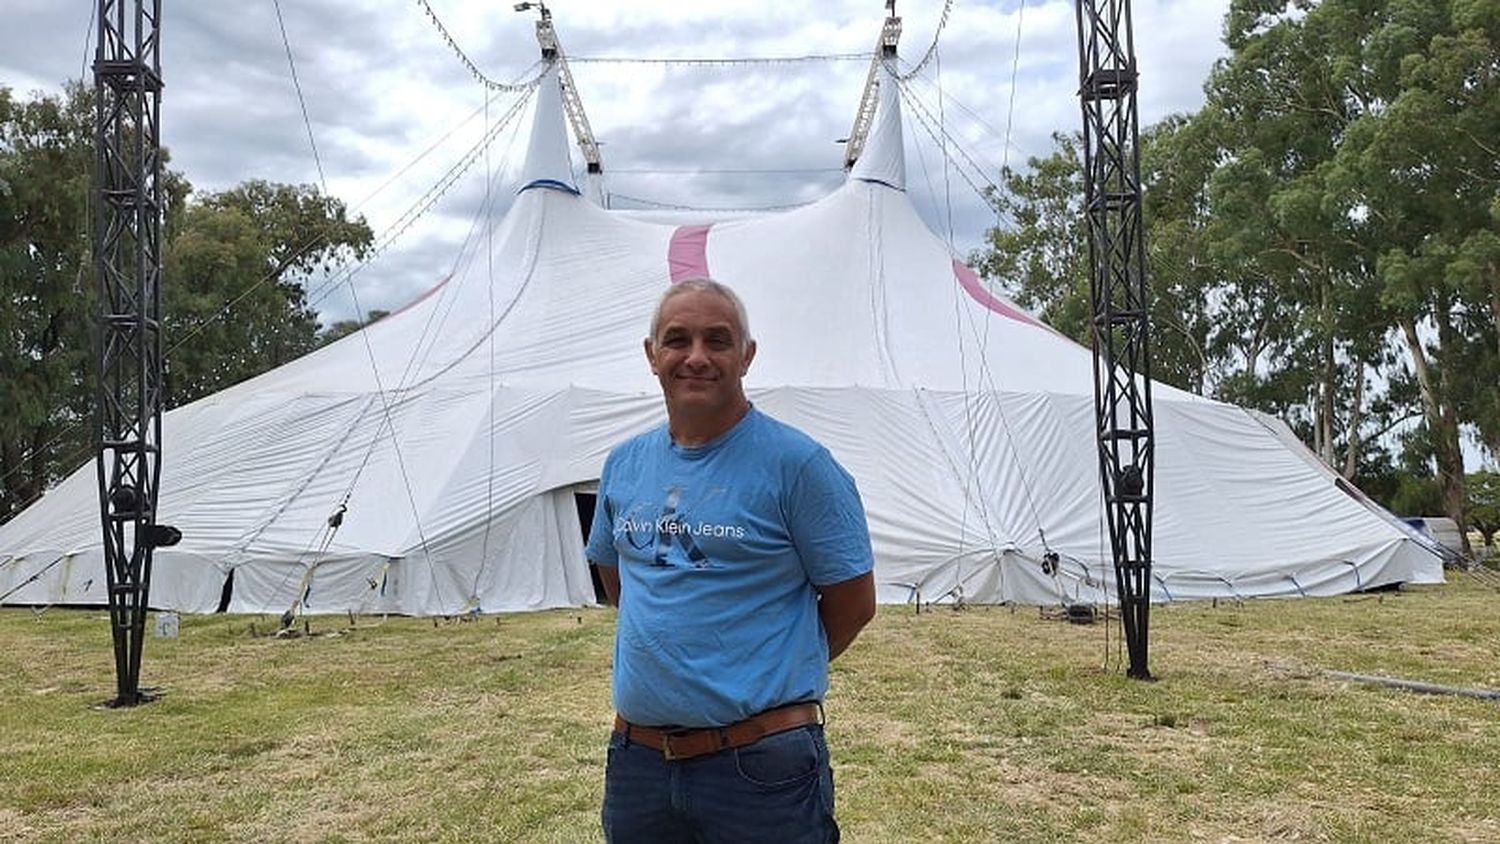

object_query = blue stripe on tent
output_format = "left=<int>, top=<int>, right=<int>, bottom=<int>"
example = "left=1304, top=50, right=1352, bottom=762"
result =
left=519, top=178, right=581, bottom=195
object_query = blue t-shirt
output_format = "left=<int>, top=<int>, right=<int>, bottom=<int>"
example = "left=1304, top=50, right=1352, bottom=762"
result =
left=586, top=407, right=874, bottom=728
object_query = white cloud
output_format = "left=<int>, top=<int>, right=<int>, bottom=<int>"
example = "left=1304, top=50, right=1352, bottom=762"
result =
left=2, top=0, right=1231, bottom=321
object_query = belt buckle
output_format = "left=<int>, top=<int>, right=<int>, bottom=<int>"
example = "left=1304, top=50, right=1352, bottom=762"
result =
left=661, top=729, right=690, bottom=760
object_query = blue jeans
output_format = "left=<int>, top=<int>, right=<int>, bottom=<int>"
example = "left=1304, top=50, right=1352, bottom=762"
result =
left=601, top=724, right=839, bottom=843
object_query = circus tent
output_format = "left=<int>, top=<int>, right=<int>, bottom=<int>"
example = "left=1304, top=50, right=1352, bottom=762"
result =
left=0, top=61, right=1444, bottom=615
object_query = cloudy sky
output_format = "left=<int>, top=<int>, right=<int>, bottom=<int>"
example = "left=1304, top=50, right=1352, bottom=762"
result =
left=4, top=0, right=1231, bottom=323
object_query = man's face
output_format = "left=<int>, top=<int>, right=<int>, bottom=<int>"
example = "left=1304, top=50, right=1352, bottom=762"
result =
left=645, top=288, right=757, bottom=420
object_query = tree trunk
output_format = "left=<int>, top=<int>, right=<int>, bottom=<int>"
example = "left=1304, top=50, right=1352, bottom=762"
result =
left=1489, top=266, right=1500, bottom=459
left=1342, top=367, right=1363, bottom=479
left=0, top=440, right=15, bottom=519
left=25, top=425, right=48, bottom=512
left=1397, top=314, right=1471, bottom=559
left=1434, top=293, right=1474, bottom=559
left=1491, top=262, right=1499, bottom=363
left=1, top=429, right=46, bottom=520
left=1318, top=274, right=1337, bottom=467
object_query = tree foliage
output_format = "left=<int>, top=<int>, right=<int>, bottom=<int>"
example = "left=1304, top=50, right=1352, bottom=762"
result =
left=978, top=0, right=1499, bottom=545
left=164, top=181, right=372, bottom=405
left=1468, top=470, right=1500, bottom=555
left=0, top=83, right=96, bottom=519
left=977, top=132, right=1090, bottom=342
left=318, top=309, right=390, bottom=346
left=0, top=83, right=372, bottom=520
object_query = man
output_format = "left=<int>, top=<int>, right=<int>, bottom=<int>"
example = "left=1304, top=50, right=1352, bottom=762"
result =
left=586, top=278, right=877, bottom=843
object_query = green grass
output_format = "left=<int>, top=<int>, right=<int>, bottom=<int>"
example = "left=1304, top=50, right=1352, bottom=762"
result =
left=3, top=577, right=1498, bottom=842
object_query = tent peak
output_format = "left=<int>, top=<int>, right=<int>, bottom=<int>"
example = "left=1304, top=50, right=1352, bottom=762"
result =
left=848, top=62, right=906, bottom=191
left=517, top=62, right=580, bottom=195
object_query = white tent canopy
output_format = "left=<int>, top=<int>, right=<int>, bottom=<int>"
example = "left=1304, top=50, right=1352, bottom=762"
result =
left=0, top=63, right=1443, bottom=614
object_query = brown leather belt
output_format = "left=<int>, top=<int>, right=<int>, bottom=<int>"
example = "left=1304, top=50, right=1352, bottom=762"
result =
left=613, top=702, right=823, bottom=761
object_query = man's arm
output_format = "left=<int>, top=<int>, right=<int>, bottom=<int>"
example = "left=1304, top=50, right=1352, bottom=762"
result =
left=816, top=571, right=876, bottom=660
left=594, top=563, right=621, bottom=607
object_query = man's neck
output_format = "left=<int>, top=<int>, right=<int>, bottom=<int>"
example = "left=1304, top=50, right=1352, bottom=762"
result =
left=668, top=400, right=752, bottom=447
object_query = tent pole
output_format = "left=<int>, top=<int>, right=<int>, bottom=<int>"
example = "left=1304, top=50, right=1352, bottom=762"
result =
left=92, top=0, right=180, bottom=708
left=1074, top=0, right=1155, bottom=680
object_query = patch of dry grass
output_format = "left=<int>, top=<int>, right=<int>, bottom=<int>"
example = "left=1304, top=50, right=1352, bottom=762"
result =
left=2, top=577, right=1498, bottom=841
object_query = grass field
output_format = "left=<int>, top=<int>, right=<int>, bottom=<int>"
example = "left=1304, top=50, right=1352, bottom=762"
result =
left=3, top=576, right=1498, bottom=842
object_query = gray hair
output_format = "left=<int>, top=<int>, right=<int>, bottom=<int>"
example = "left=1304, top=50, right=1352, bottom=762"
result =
left=648, top=278, right=754, bottom=350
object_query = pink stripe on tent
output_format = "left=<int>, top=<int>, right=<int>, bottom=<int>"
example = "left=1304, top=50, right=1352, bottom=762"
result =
left=953, top=260, right=1043, bottom=328
left=668, top=224, right=714, bottom=283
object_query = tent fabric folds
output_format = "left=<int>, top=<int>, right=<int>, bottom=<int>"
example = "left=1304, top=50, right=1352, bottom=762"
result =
left=0, top=62, right=1442, bottom=615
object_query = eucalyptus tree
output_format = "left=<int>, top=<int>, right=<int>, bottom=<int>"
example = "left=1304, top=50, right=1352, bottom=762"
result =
left=980, top=1, right=1497, bottom=543
left=0, top=82, right=374, bottom=520
left=1190, top=0, right=1498, bottom=549
left=1200, top=0, right=1407, bottom=477
left=1320, top=0, right=1498, bottom=545
left=978, top=132, right=1091, bottom=343
left=977, top=125, right=1225, bottom=395
left=162, top=180, right=373, bottom=406
left=0, top=84, right=95, bottom=518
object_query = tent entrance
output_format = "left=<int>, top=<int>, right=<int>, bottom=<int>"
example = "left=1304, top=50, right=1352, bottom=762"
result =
left=573, top=491, right=608, bottom=604
left=216, top=569, right=234, bottom=613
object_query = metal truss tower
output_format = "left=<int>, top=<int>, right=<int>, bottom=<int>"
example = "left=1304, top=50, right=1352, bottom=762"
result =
left=844, top=1, right=902, bottom=171
left=1074, top=0, right=1155, bottom=679
left=520, top=1, right=603, bottom=177
left=93, top=0, right=179, bottom=707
